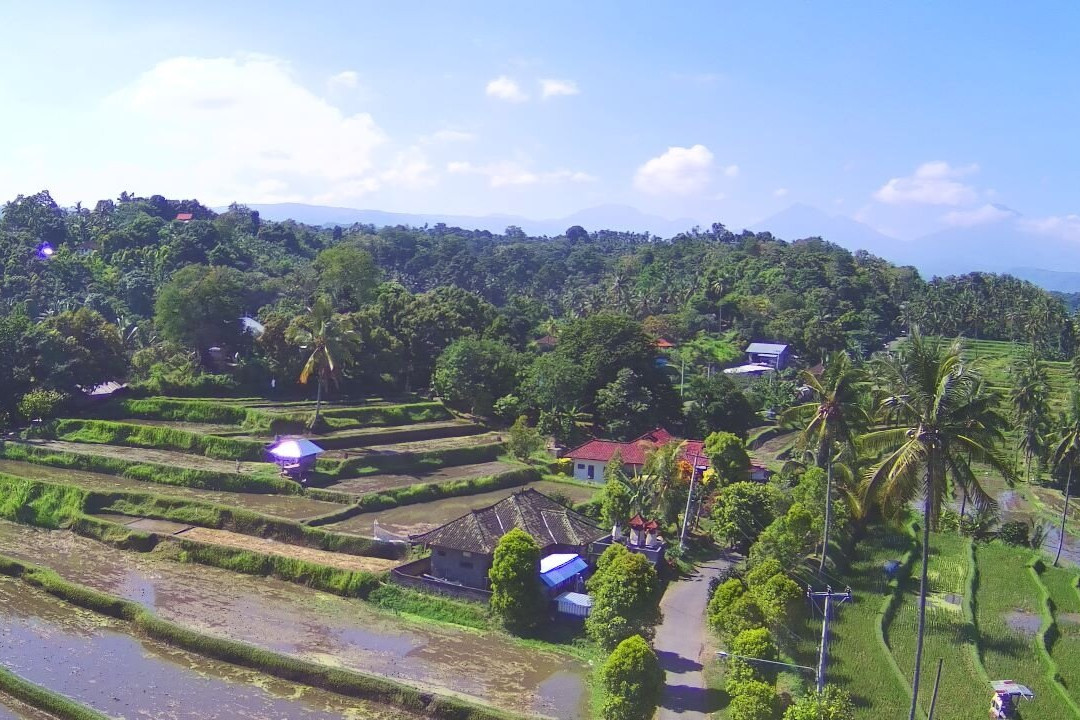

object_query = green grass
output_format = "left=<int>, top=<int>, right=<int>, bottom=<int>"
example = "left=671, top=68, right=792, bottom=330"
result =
left=0, top=664, right=111, bottom=720
left=317, top=442, right=506, bottom=478
left=1, top=441, right=296, bottom=494
left=368, top=583, right=491, bottom=630
left=1035, top=564, right=1080, bottom=708
left=345, top=467, right=539, bottom=514
left=883, top=532, right=987, bottom=720
left=53, top=419, right=266, bottom=460
left=974, top=542, right=1076, bottom=718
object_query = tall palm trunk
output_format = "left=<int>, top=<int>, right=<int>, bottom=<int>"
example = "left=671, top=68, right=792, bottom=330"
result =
left=819, top=454, right=832, bottom=574
left=909, top=475, right=932, bottom=720
left=1056, top=465, right=1073, bottom=566
left=312, top=375, right=324, bottom=428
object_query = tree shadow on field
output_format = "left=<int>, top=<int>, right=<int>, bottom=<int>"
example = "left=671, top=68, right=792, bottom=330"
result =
left=660, top=682, right=724, bottom=715
left=656, top=649, right=703, bottom=673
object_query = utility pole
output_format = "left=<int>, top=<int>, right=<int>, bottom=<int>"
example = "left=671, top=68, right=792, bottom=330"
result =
left=809, top=585, right=852, bottom=692
left=679, top=452, right=703, bottom=550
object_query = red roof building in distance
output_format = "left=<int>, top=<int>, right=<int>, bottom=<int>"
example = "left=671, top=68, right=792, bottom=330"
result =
left=174, top=212, right=193, bottom=222
left=535, top=335, right=558, bottom=350
left=564, top=426, right=769, bottom=484
left=654, top=338, right=676, bottom=349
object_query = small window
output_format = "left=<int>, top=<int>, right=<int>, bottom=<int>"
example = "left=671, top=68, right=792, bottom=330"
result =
left=577, top=463, right=585, bottom=470
left=460, top=561, right=474, bottom=569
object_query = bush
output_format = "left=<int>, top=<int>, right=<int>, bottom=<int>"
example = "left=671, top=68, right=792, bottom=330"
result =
left=488, top=528, right=545, bottom=633
left=707, top=578, right=746, bottom=635
left=725, top=627, right=778, bottom=692
left=727, top=680, right=780, bottom=720
left=17, top=389, right=68, bottom=421
left=783, top=685, right=855, bottom=720
left=507, top=415, right=544, bottom=460
left=711, top=482, right=779, bottom=551
left=998, top=520, right=1030, bottom=546
left=599, top=635, right=663, bottom=720
left=587, top=544, right=662, bottom=649
left=555, top=457, right=573, bottom=476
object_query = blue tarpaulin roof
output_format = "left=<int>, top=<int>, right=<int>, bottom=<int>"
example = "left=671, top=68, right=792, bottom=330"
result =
left=540, top=555, right=588, bottom=588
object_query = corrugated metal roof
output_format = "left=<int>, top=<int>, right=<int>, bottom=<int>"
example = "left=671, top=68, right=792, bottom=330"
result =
left=267, top=438, right=325, bottom=459
left=745, top=342, right=789, bottom=355
left=540, top=556, right=588, bottom=587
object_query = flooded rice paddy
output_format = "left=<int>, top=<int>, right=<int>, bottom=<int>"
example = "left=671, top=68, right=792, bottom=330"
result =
left=0, top=576, right=419, bottom=719
left=0, top=522, right=587, bottom=718
left=325, top=480, right=600, bottom=537
left=15, top=440, right=271, bottom=475
left=0, top=459, right=341, bottom=520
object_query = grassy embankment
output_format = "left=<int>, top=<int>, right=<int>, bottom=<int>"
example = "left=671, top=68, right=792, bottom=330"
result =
left=0, top=553, right=524, bottom=720
left=0, top=665, right=111, bottom=720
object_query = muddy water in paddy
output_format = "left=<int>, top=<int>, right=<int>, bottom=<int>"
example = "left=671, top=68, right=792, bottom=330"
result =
left=0, top=522, right=587, bottom=719
left=0, top=576, right=415, bottom=719
left=326, top=480, right=600, bottom=537
left=0, top=459, right=341, bottom=520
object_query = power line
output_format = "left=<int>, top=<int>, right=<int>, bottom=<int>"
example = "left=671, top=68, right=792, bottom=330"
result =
left=808, top=585, right=852, bottom=692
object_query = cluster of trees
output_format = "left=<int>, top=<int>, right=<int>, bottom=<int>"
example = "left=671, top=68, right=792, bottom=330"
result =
left=5, top=189, right=1075, bottom=435
left=487, top=531, right=663, bottom=720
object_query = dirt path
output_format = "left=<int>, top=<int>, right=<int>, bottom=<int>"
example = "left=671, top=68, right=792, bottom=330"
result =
left=0, top=522, right=587, bottom=718
left=0, top=459, right=341, bottom=521
left=17, top=439, right=273, bottom=474
left=654, top=555, right=733, bottom=720
left=177, top=526, right=399, bottom=572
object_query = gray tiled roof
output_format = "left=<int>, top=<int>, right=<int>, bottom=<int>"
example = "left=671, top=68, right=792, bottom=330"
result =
left=411, top=488, right=608, bottom=554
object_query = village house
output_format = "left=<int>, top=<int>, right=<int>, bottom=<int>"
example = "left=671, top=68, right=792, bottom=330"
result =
left=723, top=341, right=791, bottom=377
left=392, top=488, right=609, bottom=601
left=563, top=427, right=770, bottom=484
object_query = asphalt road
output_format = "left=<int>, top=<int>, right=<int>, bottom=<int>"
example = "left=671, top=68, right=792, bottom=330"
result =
left=654, top=554, right=735, bottom=720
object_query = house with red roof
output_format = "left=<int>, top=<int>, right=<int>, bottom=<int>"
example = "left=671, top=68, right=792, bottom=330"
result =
left=564, top=426, right=770, bottom=484
left=174, top=212, right=193, bottom=222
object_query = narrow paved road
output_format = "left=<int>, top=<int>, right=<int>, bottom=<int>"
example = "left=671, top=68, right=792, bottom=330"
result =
left=654, top=554, right=734, bottom=720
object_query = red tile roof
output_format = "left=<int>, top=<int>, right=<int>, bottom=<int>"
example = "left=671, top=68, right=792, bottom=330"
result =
left=629, top=514, right=659, bottom=531
left=654, top=338, right=675, bottom=348
left=174, top=212, right=193, bottom=221
left=565, top=427, right=710, bottom=468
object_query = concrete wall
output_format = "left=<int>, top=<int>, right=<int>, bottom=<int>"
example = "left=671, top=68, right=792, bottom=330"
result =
left=430, top=545, right=494, bottom=589
left=390, top=556, right=493, bottom=603
left=572, top=460, right=605, bottom=483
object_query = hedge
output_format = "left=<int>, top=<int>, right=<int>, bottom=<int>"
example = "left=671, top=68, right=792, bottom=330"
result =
left=2, top=441, right=298, bottom=494
left=54, top=418, right=267, bottom=461
left=0, top=555, right=522, bottom=720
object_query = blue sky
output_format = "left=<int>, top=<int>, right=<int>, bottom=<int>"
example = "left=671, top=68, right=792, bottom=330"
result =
left=2, top=2, right=1079, bottom=240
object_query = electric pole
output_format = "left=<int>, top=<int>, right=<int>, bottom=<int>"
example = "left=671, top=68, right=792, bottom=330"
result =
left=808, top=585, right=852, bottom=692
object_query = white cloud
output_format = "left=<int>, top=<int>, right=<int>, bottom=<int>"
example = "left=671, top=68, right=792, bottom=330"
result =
left=942, top=203, right=1013, bottom=227
left=874, top=161, right=980, bottom=206
left=447, top=160, right=594, bottom=187
left=634, top=144, right=714, bottom=195
left=723, top=164, right=740, bottom=178
left=773, top=187, right=789, bottom=198
left=422, top=129, right=476, bottom=144
left=327, top=70, right=359, bottom=91
left=381, top=146, right=436, bottom=189
left=540, top=78, right=579, bottom=98
left=99, top=55, right=389, bottom=204
left=1019, top=214, right=1080, bottom=242
left=486, top=76, right=528, bottom=102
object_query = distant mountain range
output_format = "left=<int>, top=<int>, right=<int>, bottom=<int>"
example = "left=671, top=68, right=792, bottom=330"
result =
left=237, top=201, right=1080, bottom=293
left=240, top=202, right=699, bottom=239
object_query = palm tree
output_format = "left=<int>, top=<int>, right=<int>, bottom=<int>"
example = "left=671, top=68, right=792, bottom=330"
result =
left=1051, top=390, right=1080, bottom=566
left=641, top=440, right=689, bottom=524
left=861, top=331, right=1015, bottom=720
left=1010, top=346, right=1050, bottom=481
left=780, top=351, right=870, bottom=573
left=288, top=297, right=361, bottom=428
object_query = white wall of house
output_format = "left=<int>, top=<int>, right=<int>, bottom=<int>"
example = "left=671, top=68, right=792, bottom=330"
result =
left=572, top=460, right=605, bottom=483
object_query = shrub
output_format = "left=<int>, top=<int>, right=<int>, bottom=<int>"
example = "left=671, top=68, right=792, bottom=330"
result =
left=757, top=573, right=804, bottom=626
left=488, top=528, right=545, bottom=634
left=998, top=520, right=1030, bottom=546
left=711, top=482, right=779, bottom=552
left=507, top=415, right=544, bottom=460
left=587, top=544, right=662, bottom=649
left=727, top=680, right=780, bottom=720
left=599, top=635, right=663, bottom=720
left=783, top=685, right=855, bottom=720
left=725, top=627, right=778, bottom=692
left=707, top=578, right=746, bottom=635
left=554, top=457, right=573, bottom=476
left=17, top=389, right=68, bottom=421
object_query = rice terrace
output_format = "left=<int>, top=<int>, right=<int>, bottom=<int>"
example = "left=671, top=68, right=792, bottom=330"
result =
left=7, top=7, right=1080, bottom=717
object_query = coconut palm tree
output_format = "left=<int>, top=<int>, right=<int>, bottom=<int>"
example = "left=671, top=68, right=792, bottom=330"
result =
left=780, top=351, right=870, bottom=573
left=861, top=331, right=1015, bottom=720
left=641, top=440, right=690, bottom=524
left=288, top=297, right=361, bottom=429
left=1010, top=346, right=1050, bottom=481
left=1051, top=390, right=1080, bottom=565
